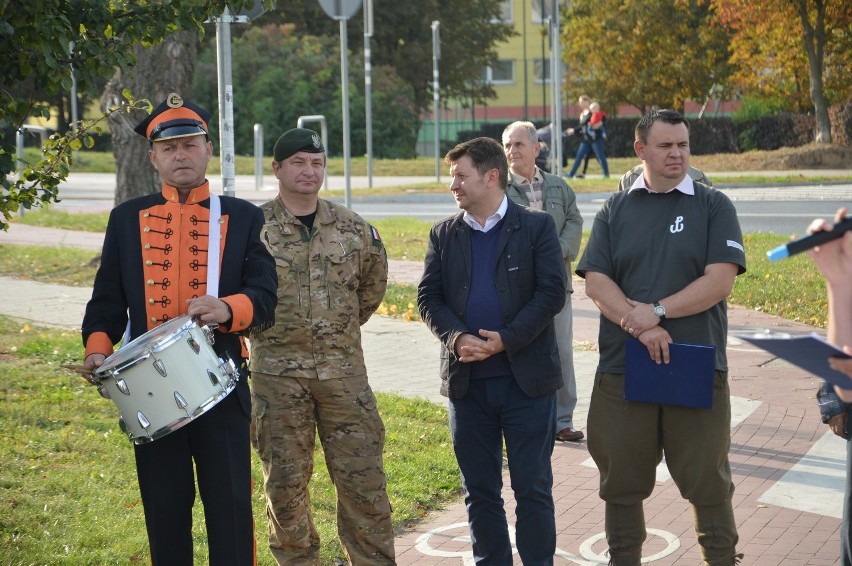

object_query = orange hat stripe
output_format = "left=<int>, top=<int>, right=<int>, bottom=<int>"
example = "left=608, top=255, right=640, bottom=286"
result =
left=145, top=107, right=208, bottom=138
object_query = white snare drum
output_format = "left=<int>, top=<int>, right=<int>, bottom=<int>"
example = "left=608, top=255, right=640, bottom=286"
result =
left=94, top=315, right=237, bottom=444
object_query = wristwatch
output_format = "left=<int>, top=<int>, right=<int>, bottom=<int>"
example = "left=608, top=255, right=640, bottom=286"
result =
left=653, top=301, right=666, bottom=320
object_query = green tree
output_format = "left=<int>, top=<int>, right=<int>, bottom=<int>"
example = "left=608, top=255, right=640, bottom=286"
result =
left=561, top=0, right=733, bottom=115
left=192, top=24, right=420, bottom=158
left=0, top=0, right=252, bottom=230
left=252, top=0, right=516, bottom=116
left=711, top=0, right=852, bottom=143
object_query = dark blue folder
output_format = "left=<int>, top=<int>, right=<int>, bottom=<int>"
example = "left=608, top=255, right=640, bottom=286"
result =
left=735, top=330, right=852, bottom=389
left=624, top=339, right=715, bottom=409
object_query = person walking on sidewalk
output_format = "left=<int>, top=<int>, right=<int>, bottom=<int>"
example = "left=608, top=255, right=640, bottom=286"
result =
left=576, top=109, right=746, bottom=565
left=565, top=95, right=609, bottom=179
left=248, top=128, right=396, bottom=565
left=502, top=120, right=585, bottom=442
left=418, top=137, right=567, bottom=564
left=79, top=93, right=278, bottom=565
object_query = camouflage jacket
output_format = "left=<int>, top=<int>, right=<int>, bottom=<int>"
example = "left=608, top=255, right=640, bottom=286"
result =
left=249, top=196, right=387, bottom=380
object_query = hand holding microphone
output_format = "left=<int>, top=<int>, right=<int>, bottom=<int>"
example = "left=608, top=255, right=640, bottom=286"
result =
left=796, top=208, right=852, bottom=288
left=767, top=210, right=852, bottom=261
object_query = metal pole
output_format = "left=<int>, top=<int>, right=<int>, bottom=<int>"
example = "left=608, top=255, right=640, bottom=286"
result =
left=522, top=0, right=528, bottom=121
left=340, top=18, right=352, bottom=208
left=69, top=41, right=79, bottom=163
left=541, top=19, right=547, bottom=120
left=216, top=7, right=236, bottom=198
left=546, top=16, right=556, bottom=172
left=432, top=21, right=441, bottom=183
left=16, top=129, right=24, bottom=171
left=69, top=42, right=78, bottom=128
left=254, top=123, right=263, bottom=190
left=551, top=0, right=563, bottom=176
left=297, top=115, right=329, bottom=191
left=364, top=0, right=373, bottom=187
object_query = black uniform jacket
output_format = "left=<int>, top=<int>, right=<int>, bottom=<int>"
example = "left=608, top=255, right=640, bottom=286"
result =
left=82, top=184, right=277, bottom=414
left=417, top=198, right=567, bottom=399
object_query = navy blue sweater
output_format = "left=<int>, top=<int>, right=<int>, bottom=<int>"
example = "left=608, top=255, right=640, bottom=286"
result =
left=466, top=220, right=511, bottom=379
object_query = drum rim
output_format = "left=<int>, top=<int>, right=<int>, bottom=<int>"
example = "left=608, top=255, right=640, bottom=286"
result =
left=94, top=315, right=200, bottom=378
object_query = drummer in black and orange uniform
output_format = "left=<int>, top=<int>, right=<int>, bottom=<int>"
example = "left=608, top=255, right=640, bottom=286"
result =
left=79, top=93, right=277, bottom=565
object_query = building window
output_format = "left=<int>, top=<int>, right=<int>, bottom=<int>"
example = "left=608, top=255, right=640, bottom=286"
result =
left=492, top=0, right=513, bottom=23
left=532, top=0, right=556, bottom=23
left=534, top=58, right=551, bottom=83
left=481, top=60, right=515, bottom=84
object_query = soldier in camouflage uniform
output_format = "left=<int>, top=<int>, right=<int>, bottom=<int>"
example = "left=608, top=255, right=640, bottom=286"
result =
left=249, top=128, right=395, bottom=565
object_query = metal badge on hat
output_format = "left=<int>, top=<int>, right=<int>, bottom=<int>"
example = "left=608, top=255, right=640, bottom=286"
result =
left=312, top=133, right=321, bottom=148
left=167, top=93, right=184, bottom=108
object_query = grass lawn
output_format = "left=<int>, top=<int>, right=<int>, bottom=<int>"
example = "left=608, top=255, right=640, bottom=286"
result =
left=0, top=315, right=460, bottom=565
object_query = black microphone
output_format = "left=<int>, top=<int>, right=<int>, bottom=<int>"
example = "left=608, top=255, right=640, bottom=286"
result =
left=767, top=216, right=852, bottom=261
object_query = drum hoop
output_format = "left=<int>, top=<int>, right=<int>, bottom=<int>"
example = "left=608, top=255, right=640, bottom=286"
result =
left=95, top=316, right=200, bottom=379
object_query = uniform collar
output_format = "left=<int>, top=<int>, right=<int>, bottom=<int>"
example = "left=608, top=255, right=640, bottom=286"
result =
left=273, top=195, right=334, bottom=226
left=161, top=181, right=211, bottom=204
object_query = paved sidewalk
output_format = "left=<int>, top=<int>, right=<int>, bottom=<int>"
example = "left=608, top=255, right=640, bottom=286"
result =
left=0, top=224, right=847, bottom=564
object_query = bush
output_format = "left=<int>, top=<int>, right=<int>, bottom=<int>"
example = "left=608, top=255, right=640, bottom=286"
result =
left=732, top=95, right=789, bottom=151
left=455, top=116, right=738, bottom=158
left=751, top=112, right=815, bottom=150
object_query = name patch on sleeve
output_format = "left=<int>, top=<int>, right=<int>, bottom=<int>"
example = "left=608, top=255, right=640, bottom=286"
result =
left=727, top=240, right=744, bottom=252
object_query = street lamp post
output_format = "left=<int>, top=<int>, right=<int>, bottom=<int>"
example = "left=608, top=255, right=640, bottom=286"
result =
left=215, top=7, right=237, bottom=198
left=364, top=0, right=374, bottom=187
left=550, top=0, right=563, bottom=177
left=541, top=19, right=548, bottom=121
left=431, top=20, right=441, bottom=183
left=318, top=0, right=363, bottom=209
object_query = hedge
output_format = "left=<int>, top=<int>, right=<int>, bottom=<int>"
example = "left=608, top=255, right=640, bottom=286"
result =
left=456, top=107, right=851, bottom=157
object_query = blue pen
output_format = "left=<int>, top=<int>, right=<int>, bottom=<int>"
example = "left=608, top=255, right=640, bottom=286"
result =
left=767, top=216, right=852, bottom=261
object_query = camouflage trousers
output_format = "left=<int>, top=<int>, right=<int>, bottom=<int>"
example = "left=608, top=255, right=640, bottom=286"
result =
left=250, top=372, right=396, bottom=565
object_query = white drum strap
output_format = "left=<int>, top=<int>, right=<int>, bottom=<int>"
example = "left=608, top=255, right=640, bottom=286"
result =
left=119, top=194, right=222, bottom=350
left=207, top=193, right=221, bottom=299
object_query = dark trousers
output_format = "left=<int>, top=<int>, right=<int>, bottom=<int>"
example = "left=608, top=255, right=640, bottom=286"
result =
left=449, top=375, right=557, bottom=565
left=568, top=139, right=609, bottom=177
left=134, top=390, right=254, bottom=566
left=588, top=371, right=739, bottom=565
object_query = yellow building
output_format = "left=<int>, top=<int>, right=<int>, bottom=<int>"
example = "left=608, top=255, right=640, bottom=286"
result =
left=418, top=0, right=569, bottom=155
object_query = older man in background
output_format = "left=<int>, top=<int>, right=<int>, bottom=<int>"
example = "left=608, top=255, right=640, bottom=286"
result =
left=503, top=121, right=585, bottom=443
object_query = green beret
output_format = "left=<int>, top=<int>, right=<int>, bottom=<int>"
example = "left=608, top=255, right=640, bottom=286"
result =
left=273, top=128, right=325, bottom=161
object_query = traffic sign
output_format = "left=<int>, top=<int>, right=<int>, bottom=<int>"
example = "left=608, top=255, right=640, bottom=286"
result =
left=317, top=0, right=362, bottom=20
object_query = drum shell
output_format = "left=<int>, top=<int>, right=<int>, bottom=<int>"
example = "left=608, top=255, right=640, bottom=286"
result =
left=94, top=316, right=236, bottom=444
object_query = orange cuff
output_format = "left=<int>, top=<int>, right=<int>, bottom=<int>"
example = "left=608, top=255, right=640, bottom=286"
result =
left=221, top=294, right=253, bottom=333
left=85, top=331, right=115, bottom=359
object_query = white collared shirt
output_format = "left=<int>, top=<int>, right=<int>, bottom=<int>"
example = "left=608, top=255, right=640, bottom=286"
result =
left=463, top=194, right=509, bottom=233
left=628, top=173, right=696, bottom=195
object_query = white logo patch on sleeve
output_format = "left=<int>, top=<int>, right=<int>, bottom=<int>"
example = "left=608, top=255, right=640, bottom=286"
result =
left=727, top=240, right=744, bottom=252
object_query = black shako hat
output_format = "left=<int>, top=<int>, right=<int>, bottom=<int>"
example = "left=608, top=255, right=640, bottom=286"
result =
left=273, top=128, right=325, bottom=161
left=133, top=93, right=211, bottom=142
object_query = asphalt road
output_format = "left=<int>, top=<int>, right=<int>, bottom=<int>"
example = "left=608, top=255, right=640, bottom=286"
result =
left=38, top=172, right=852, bottom=236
